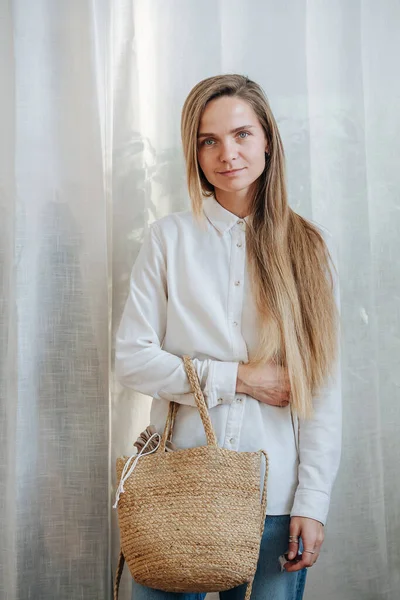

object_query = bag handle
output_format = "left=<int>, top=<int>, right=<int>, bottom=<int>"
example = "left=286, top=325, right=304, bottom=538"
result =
left=159, top=355, right=218, bottom=452
left=113, top=550, right=124, bottom=600
left=158, top=400, right=179, bottom=452
left=243, top=449, right=269, bottom=600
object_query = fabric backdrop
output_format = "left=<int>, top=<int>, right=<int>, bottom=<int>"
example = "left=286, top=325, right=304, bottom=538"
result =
left=1, top=1, right=399, bottom=599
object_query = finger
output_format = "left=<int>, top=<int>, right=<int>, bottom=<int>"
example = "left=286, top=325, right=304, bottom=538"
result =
left=281, top=376, right=291, bottom=392
left=308, top=548, right=321, bottom=568
left=315, top=532, right=325, bottom=552
left=302, top=547, right=317, bottom=567
left=264, top=399, right=289, bottom=408
left=261, top=392, right=289, bottom=407
left=314, top=541, right=323, bottom=556
left=284, top=557, right=307, bottom=572
left=308, top=536, right=323, bottom=566
left=300, top=529, right=318, bottom=559
left=310, top=537, right=323, bottom=566
left=273, top=393, right=289, bottom=407
left=287, top=521, right=301, bottom=561
left=271, top=396, right=289, bottom=407
left=284, top=550, right=315, bottom=572
left=273, top=390, right=290, bottom=405
left=311, top=551, right=319, bottom=567
left=271, top=387, right=289, bottom=398
left=286, top=534, right=317, bottom=571
left=278, top=370, right=291, bottom=391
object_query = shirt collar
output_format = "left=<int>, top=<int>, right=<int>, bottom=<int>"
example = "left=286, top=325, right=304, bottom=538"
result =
left=202, top=196, right=250, bottom=235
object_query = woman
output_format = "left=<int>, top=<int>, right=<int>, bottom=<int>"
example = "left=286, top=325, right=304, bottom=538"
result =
left=115, top=74, right=341, bottom=600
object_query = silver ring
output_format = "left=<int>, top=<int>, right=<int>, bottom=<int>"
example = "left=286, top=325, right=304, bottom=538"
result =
left=303, top=550, right=316, bottom=555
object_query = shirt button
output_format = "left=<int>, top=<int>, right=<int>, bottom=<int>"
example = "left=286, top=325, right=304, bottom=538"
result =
left=229, top=437, right=236, bottom=444
left=236, top=242, right=242, bottom=248
left=233, top=321, right=238, bottom=327
left=237, top=220, right=244, bottom=225
left=236, top=397, right=243, bottom=403
left=217, top=397, right=223, bottom=403
left=234, top=281, right=240, bottom=286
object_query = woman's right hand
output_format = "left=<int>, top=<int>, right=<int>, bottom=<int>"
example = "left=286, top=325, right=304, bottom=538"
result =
left=236, top=362, right=291, bottom=407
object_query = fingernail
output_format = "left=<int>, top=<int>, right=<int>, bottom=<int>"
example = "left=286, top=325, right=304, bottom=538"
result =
left=288, top=551, right=295, bottom=560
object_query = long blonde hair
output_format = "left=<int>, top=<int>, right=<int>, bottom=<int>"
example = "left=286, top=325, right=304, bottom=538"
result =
left=181, top=74, right=339, bottom=418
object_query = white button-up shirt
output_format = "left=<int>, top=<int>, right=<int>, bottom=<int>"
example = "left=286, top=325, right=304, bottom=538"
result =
left=115, top=197, right=342, bottom=525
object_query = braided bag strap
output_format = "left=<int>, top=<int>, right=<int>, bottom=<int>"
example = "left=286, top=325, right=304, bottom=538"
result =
left=182, top=355, right=218, bottom=446
left=159, top=356, right=217, bottom=450
left=159, top=401, right=179, bottom=451
left=113, top=550, right=125, bottom=600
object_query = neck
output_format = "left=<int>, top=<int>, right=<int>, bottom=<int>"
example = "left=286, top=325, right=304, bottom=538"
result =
left=214, top=186, right=253, bottom=219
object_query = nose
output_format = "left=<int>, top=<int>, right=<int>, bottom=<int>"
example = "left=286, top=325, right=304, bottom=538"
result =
left=219, top=139, right=238, bottom=164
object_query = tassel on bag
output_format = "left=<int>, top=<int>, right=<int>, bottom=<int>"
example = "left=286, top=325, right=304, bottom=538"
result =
left=134, top=425, right=177, bottom=453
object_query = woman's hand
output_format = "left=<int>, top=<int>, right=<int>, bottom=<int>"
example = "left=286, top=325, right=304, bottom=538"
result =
left=236, top=362, right=291, bottom=407
left=284, top=517, right=324, bottom=571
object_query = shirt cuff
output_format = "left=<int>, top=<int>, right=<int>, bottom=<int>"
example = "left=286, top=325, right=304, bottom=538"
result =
left=204, top=361, right=239, bottom=409
left=290, top=489, right=330, bottom=526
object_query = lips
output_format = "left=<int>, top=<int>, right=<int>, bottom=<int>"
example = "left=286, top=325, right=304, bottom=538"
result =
left=218, top=167, right=245, bottom=174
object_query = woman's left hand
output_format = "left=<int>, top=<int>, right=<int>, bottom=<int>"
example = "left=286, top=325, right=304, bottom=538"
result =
left=283, top=516, right=324, bottom=571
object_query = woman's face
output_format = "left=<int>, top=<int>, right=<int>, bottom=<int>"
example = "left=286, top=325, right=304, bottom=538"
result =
left=197, top=96, right=268, bottom=196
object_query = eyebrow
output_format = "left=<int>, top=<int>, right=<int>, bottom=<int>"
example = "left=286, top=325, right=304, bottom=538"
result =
left=197, top=125, right=255, bottom=139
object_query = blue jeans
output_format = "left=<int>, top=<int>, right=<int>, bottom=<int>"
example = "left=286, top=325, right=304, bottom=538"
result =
left=131, top=515, right=307, bottom=600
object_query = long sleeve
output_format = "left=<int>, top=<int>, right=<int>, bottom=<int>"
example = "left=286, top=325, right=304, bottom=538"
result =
left=115, top=223, right=239, bottom=408
left=290, top=229, right=342, bottom=525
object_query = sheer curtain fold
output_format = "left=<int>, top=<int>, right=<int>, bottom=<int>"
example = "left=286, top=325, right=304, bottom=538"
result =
left=1, top=1, right=111, bottom=599
left=1, top=1, right=399, bottom=599
left=1, top=3, right=18, bottom=599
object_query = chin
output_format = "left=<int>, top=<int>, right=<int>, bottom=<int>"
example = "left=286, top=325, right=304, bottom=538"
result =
left=218, top=179, right=254, bottom=193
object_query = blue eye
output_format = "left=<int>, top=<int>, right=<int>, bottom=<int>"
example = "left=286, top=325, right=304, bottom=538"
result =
left=200, top=131, right=250, bottom=147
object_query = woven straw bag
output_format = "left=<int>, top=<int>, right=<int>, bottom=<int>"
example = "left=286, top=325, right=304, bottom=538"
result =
left=114, top=355, right=269, bottom=600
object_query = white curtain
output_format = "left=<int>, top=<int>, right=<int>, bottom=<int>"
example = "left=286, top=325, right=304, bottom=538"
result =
left=0, top=1, right=111, bottom=598
left=1, top=1, right=399, bottom=599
